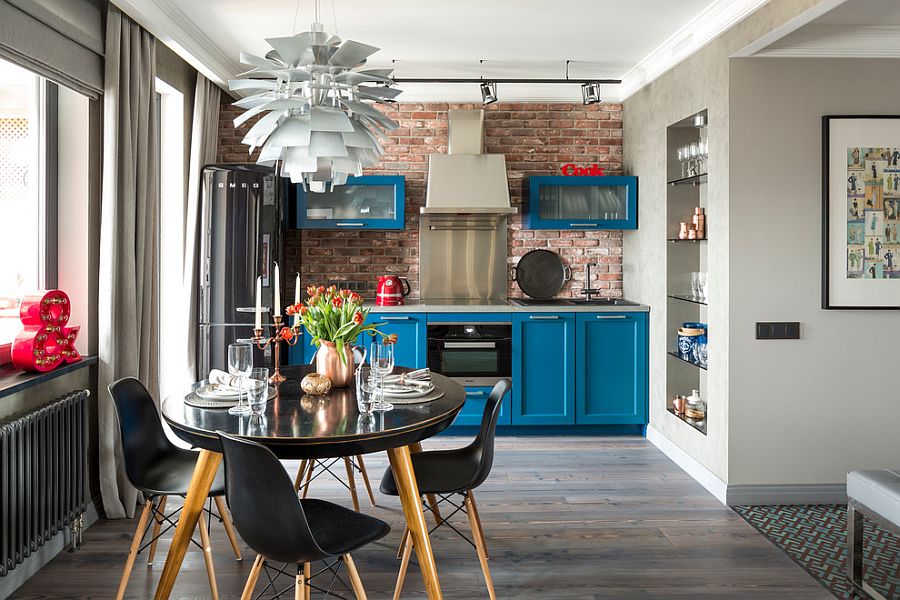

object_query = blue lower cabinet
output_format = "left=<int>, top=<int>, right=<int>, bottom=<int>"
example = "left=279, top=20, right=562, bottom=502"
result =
left=575, top=312, right=647, bottom=424
left=512, top=313, right=576, bottom=425
left=453, top=386, right=512, bottom=427
left=367, top=312, right=427, bottom=369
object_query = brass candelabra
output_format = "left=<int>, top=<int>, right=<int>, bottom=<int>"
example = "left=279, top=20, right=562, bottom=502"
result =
left=253, top=315, right=302, bottom=383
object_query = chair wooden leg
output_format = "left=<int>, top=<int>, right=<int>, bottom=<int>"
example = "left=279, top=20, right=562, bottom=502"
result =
left=214, top=496, right=242, bottom=561
left=115, top=499, right=154, bottom=600
left=197, top=508, right=219, bottom=600
left=303, top=562, right=311, bottom=600
left=301, top=461, right=315, bottom=499
left=466, top=490, right=489, bottom=560
left=147, top=495, right=167, bottom=566
left=356, top=455, right=377, bottom=507
left=343, top=554, right=368, bottom=600
left=295, top=563, right=307, bottom=600
left=393, top=535, right=413, bottom=600
left=465, top=493, right=495, bottom=600
left=241, top=555, right=264, bottom=600
left=344, top=457, right=361, bottom=512
left=396, top=527, right=410, bottom=559
left=294, top=459, right=309, bottom=492
left=154, top=449, right=222, bottom=600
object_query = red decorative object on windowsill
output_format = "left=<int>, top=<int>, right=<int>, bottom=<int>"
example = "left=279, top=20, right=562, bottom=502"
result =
left=11, top=290, right=81, bottom=372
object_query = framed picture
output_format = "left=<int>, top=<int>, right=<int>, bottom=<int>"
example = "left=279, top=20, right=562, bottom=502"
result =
left=822, top=115, right=900, bottom=309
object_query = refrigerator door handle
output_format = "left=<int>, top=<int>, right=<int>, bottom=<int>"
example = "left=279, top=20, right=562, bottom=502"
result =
left=236, top=306, right=270, bottom=313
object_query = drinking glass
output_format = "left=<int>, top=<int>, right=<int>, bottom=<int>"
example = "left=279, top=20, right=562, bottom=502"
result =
left=247, top=367, right=269, bottom=417
left=688, top=142, right=700, bottom=176
left=355, top=364, right=376, bottom=415
left=370, top=340, right=394, bottom=412
left=677, top=147, right=686, bottom=177
left=690, top=272, right=702, bottom=299
left=227, top=342, right=253, bottom=415
left=693, top=341, right=708, bottom=368
left=697, top=272, right=708, bottom=301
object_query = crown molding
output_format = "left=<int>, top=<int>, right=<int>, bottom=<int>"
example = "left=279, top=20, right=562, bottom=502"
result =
left=618, top=0, right=770, bottom=100
left=751, top=24, right=900, bottom=58
left=110, top=0, right=240, bottom=89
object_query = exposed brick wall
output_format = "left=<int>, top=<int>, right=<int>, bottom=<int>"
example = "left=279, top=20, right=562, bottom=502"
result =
left=218, top=101, right=624, bottom=300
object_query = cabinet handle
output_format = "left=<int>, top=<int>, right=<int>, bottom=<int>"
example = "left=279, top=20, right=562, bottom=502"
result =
left=529, top=315, right=559, bottom=320
left=335, top=222, right=364, bottom=227
left=235, top=337, right=257, bottom=344
left=444, top=341, right=496, bottom=349
left=466, top=391, right=486, bottom=397
left=380, top=316, right=410, bottom=321
left=237, top=306, right=269, bottom=313
left=569, top=223, right=598, bottom=227
left=596, top=315, right=627, bottom=319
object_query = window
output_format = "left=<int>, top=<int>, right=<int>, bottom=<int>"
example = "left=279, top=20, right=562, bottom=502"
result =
left=0, top=58, right=56, bottom=357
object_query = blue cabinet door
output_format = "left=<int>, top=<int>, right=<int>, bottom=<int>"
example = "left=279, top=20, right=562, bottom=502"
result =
left=512, top=313, right=576, bottom=425
left=575, top=312, right=647, bottom=424
left=453, top=386, right=512, bottom=427
left=366, top=312, right=427, bottom=369
left=526, top=175, right=637, bottom=230
left=291, top=175, right=405, bottom=230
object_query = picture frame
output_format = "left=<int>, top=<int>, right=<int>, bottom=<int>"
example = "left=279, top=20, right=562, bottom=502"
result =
left=822, top=115, right=900, bottom=310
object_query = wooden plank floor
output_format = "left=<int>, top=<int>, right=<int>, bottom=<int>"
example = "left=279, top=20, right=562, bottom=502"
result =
left=10, top=437, right=831, bottom=599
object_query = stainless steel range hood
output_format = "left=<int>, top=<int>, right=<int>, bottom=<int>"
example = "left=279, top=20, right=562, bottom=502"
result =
left=421, top=109, right=516, bottom=215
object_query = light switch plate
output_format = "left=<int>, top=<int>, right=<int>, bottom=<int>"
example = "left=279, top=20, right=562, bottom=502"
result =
left=756, top=322, right=801, bottom=340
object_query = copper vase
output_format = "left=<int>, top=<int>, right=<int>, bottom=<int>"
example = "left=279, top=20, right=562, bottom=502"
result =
left=315, top=341, right=355, bottom=387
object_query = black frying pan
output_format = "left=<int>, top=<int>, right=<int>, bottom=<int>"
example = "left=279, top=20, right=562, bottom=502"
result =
left=511, top=249, right=572, bottom=299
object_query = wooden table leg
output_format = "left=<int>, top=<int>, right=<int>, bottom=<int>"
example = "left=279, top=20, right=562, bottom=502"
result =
left=387, top=445, right=443, bottom=600
left=410, top=442, right=442, bottom=525
left=344, top=457, right=361, bottom=511
left=153, top=449, right=222, bottom=600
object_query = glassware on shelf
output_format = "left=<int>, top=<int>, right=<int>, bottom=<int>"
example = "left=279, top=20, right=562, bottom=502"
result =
left=692, top=341, right=708, bottom=368
left=688, top=142, right=700, bottom=177
left=246, top=367, right=269, bottom=417
left=227, top=342, right=253, bottom=416
left=677, top=147, right=687, bottom=177
left=690, top=272, right=702, bottom=299
left=369, top=340, right=395, bottom=412
left=697, top=272, right=708, bottom=302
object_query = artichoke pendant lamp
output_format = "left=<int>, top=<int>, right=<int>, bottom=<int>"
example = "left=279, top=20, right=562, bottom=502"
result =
left=229, top=21, right=401, bottom=192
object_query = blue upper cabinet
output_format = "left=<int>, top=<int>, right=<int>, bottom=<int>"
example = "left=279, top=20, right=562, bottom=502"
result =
left=291, top=175, right=405, bottom=230
left=575, top=312, right=647, bottom=425
left=512, top=313, right=576, bottom=425
left=366, top=312, right=427, bottom=369
left=526, top=175, right=637, bottom=230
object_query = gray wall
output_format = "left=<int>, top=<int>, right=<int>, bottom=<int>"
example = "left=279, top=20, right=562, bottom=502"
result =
left=728, top=57, right=900, bottom=486
left=623, top=0, right=825, bottom=483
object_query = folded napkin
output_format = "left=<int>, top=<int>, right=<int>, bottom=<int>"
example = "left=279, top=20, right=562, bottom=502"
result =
left=209, top=369, right=241, bottom=390
left=383, top=368, right=432, bottom=389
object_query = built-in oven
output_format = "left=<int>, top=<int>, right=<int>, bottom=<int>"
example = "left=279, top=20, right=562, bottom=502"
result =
left=426, top=322, right=512, bottom=386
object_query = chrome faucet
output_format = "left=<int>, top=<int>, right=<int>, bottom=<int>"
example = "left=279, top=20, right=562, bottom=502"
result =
left=582, top=263, right=601, bottom=301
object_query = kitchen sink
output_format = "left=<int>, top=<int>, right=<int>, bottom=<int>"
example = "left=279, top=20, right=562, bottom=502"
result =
left=566, top=298, right=639, bottom=306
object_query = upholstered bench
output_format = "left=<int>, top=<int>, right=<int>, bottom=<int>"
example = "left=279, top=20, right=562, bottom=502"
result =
left=846, top=469, right=900, bottom=600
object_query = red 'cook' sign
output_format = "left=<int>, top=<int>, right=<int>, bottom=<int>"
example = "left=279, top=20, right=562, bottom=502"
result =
left=561, top=163, right=605, bottom=176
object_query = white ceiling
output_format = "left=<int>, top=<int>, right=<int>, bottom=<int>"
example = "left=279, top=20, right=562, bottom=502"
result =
left=747, top=0, right=900, bottom=58
left=114, top=0, right=772, bottom=101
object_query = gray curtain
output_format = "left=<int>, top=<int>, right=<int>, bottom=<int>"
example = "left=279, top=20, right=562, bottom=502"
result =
left=98, top=5, right=160, bottom=519
left=183, top=75, right=220, bottom=383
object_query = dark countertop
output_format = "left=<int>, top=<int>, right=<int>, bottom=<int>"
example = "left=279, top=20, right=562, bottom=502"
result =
left=0, top=355, right=98, bottom=400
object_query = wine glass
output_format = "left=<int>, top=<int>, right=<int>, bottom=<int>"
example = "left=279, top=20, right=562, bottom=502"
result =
left=355, top=364, right=376, bottom=415
left=247, top=367, right=269, bottom=418
left=369, top=340, right=394, bottom=412
left=227, top=342, right=253, bottom=415
left=676, top=147, right=686, bottom=177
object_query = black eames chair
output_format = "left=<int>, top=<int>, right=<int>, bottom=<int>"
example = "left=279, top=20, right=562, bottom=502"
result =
left=217, top=431, right=391, bottom=600
left=108, top=377, right=242, bottom=600
left=379, top=378, right=511, bottom=600
left=294, top=345, right=377, bottom=511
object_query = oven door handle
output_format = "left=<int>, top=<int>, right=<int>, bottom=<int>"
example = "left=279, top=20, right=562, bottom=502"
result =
left=442, top=341, right=497, bottom=349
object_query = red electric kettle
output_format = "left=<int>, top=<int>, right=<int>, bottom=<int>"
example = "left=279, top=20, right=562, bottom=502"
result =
left=376, top=276, right=411, bottom=306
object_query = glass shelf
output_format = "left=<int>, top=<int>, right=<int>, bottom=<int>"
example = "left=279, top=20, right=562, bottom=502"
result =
left=667, top=294, right=708, bottom=306
left=667, top=238, right=707, bottom=243
left=667, top=172, right=708, bottom=186
left=667, top=351, right=708, bottom=370
left=667, top=408, right=707, bottom=435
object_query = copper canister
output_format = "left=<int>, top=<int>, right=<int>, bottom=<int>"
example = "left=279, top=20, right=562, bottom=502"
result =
left=678, top=222, right=689, bottom=239
left=692, top=207, right=706, bottom=239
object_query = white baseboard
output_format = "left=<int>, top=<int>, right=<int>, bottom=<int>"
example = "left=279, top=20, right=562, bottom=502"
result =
left=646, top=425, right=728, bottom=505
left=725, top=484, right=846, bottom=506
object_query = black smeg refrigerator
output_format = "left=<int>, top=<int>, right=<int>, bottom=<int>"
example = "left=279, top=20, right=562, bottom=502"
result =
left=197, top=164, right=284, bottom=375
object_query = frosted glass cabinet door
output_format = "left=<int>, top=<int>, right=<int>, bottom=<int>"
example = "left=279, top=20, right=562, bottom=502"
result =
left=526, top=176, right=637, bottom=230
left=292, top=175, right=405, bottom=229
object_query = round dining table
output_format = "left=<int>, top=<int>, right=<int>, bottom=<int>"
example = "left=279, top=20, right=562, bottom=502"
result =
left=156, top=364, right=465, bottom=600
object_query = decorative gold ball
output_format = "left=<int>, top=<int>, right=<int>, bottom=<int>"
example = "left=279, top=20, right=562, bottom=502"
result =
left=301, top=373, right=332, bottom=396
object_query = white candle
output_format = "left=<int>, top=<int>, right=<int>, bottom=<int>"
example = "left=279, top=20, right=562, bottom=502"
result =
left=273, top=262, right=281, bottom=317
left=294, top=273, right=301, bottom=327
left=255, top=276, right=262, bottom=329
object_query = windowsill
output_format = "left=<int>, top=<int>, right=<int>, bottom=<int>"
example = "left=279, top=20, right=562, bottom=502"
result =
left=0, top=355, right=97, bottom=401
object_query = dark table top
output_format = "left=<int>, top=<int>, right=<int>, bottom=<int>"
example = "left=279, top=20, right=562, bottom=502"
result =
left=161, top=365, right=466, bottom=459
